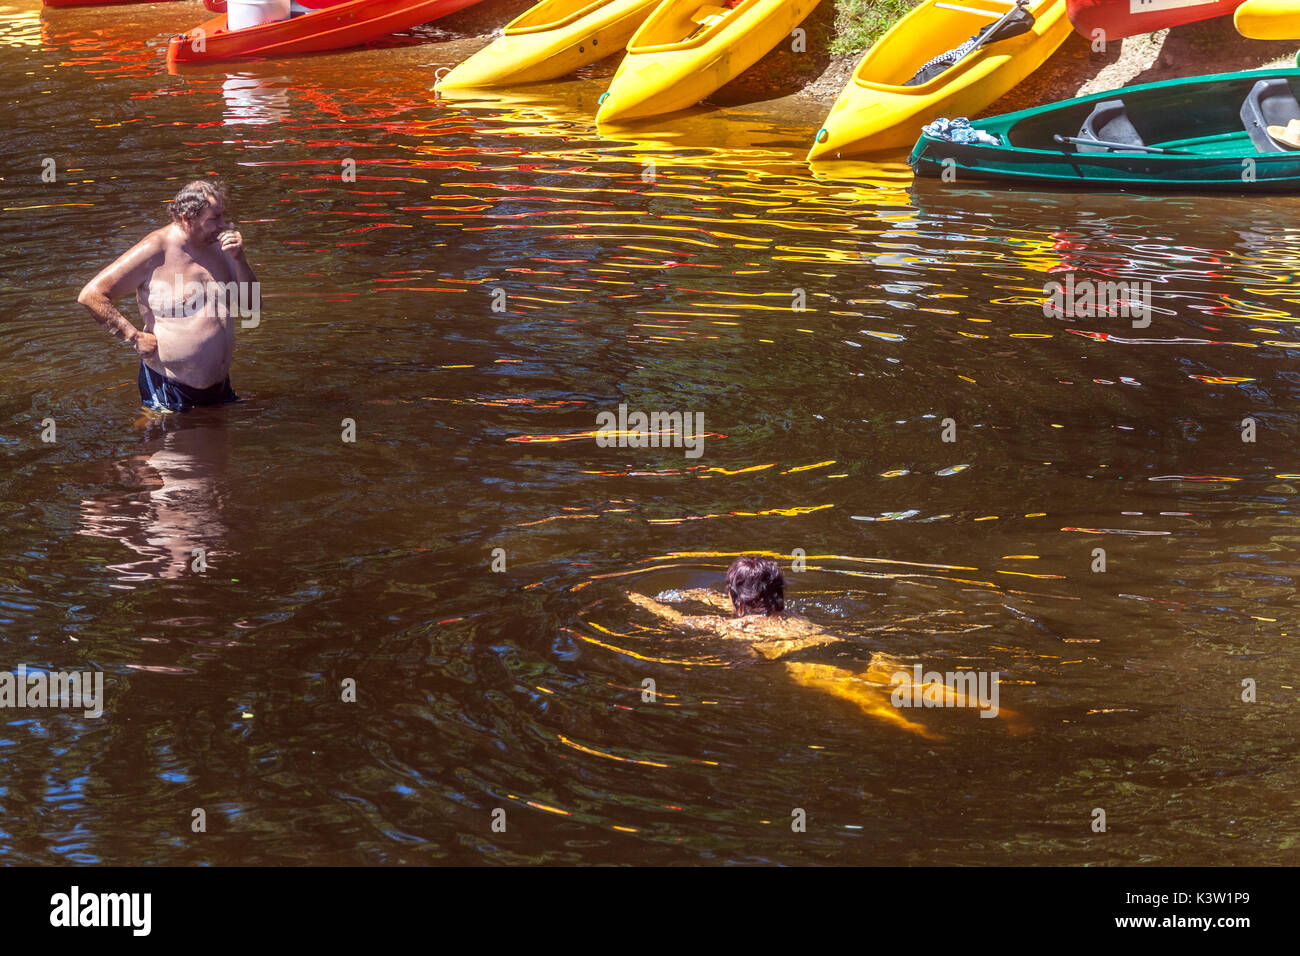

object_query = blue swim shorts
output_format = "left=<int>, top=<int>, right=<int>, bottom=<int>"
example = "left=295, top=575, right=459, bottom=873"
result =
left=138, top=362, right=240, bottom=412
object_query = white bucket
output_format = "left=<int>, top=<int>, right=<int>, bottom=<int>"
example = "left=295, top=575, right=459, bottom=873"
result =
left=228, top=0, right=291, bottom=31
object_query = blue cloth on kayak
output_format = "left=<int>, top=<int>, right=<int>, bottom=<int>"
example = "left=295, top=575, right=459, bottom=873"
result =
left=907, top=36, right=982, bottom=86
left=922, top=117, right=1001, bottom=146
left=138, top=362, right=239, bottom=412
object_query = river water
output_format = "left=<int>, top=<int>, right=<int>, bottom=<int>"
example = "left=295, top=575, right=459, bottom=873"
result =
left=2, top=1, right=1298, bottom=865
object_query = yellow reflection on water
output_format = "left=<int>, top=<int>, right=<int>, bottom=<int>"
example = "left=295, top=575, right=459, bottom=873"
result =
left=0, top=7, right=38, bottom=48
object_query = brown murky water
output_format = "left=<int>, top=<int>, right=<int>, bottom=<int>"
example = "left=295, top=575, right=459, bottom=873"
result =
left=3, top=1, right=1299, bottom=865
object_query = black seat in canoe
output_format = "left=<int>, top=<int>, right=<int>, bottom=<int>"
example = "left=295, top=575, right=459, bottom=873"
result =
left=1075, top=99, right=1145, bottom=152
left=1240, top=78, right=1300, bottom=152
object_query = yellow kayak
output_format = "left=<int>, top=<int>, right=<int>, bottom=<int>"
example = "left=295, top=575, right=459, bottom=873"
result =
left=436, top=0, right=662, bottom=89
left=596, top=0, right=823, bottom=124
left=1234, top=0, right=1300, bottom=39
left=807, top=0, right=1071, bottom=159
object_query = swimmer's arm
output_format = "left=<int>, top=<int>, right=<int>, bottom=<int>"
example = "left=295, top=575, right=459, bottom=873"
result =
left=77, top=236, right=163, bottom=348
left=672, top=588, right=733, bottom=613
left=627, top=594, right=725, bottom=632
left=626, top=591, right=689, bottom=625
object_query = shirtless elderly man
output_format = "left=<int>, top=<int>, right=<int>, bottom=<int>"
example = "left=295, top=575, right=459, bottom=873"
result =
left=79, top=180, right=256, bottom=412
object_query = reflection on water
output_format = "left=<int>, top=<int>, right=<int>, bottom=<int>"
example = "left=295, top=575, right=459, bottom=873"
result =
left=3, top=7, right=1300, bottom=864
left=78, top=415, right=234, bottom=582
left=221, top=73, right=293, bottom=126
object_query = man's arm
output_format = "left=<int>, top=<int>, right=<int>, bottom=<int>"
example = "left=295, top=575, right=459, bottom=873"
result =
left=77, top=236, right=163, bottom=356
left=220, top=229, right=256, bottom=285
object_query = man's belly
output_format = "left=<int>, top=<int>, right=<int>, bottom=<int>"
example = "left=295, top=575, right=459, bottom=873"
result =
left=148, top=315, right=234, bottom=389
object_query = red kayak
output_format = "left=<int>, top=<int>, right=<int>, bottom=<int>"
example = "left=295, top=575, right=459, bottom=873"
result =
left=1066, top=0, right=1247, bottom=40
left=166, top=0, right=482, bottom=65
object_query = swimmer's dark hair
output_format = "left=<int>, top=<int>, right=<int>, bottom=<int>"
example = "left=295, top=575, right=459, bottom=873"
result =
left=168, top=180, right=227, bottom=225
left=726, top=556, right=784, bottom=617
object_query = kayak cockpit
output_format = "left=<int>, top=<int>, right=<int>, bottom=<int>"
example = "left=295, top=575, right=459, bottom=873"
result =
left=510, top=0, right=612, bottom=35
left=911, top=69, right=1300, bottom=189
left=219, top=0, right=344, bottom=32
left=1002, top=73, right=1300, bottom=157
left=1240, top=76, right=1300, bottom=151
left=628, top=0, right=745, bottom=52
left=856, top=0, right=1053, bottom=92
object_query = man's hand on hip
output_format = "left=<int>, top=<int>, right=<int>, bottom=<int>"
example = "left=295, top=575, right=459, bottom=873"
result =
left=132, top=331, right=159, bottom=362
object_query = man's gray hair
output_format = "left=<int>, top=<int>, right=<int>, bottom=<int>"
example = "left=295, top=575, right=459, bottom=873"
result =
left=168, top=180, right=228, bottom=224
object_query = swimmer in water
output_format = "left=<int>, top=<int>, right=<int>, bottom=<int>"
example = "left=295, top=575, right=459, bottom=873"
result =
left=626, top=555, right=843, bottom=660
left=78, top=180, right=254, bottom=414
left=627, top=556, right=1027, bottom=739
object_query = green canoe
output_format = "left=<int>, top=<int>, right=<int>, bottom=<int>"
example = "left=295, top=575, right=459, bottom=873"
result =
left=909, top=69, right=1300, bottom=190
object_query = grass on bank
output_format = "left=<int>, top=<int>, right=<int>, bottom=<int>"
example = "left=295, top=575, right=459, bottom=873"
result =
left=830, top=0, right=924, bottom=56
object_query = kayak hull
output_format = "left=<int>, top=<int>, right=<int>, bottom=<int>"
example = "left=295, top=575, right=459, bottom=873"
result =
left=909, top=68, right=1300, bottom=190
left=167, top=0, right=483, bottom=65
left=808, top=0, right=1072, bottom=160
left=436, top=0, right=661, bottom=89
left=1234, top=0, right=1300, bottom=38
left=596, top=0, right=822, bottom=124
left=1067, top=0, right=1247, bottom=41
left=912, top=140, right=1300, bottom=188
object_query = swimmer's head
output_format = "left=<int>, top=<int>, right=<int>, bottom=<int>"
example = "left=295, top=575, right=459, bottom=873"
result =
left=169, top=180, right=229, bottom=244
left=726, top=556, right=784, bottom=617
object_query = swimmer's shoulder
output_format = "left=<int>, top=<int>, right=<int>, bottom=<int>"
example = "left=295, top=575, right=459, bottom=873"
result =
left=736, top=612, right=821, bottom=637
left=681, top=613, right=732, bottom=632
left=742, top=614, right=845, bottom=660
